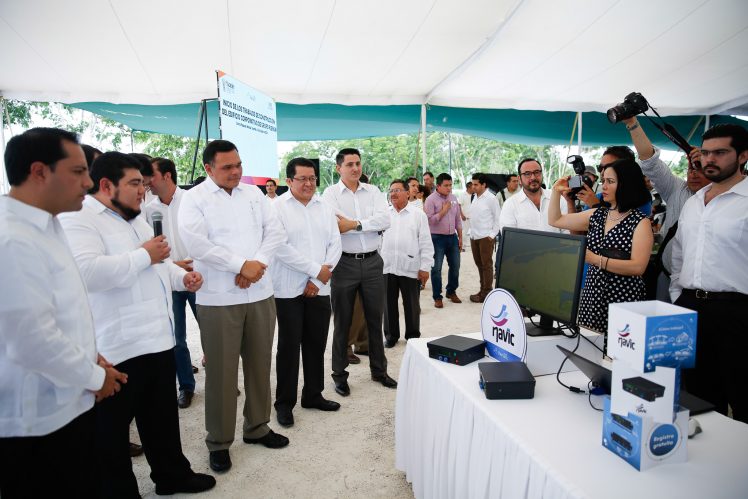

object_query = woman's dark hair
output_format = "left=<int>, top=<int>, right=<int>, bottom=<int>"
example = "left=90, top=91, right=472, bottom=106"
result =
left=419, top=184, right=431, bottom=197
left=600, top=159, right=651, bottom=213
left=82, top=144, right=102, bottom=168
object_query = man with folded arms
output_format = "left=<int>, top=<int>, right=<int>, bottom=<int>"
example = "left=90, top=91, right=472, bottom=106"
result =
left=179, top=140, right=288, bottom=473
left=382, top=180, right=434, bottom=348
left=60, top=151, right=214, bottom=496
left=322, top=148, right=396, bottom=397
left=0, top=128, right=127, bottom=498
left=271, top=157, right=342, bottom=427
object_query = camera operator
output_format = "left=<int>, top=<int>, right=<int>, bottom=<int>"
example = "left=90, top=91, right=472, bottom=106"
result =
left=621, top=116, right=710, bottom=301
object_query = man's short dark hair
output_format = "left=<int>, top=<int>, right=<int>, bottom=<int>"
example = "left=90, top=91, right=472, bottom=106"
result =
left=203, top=140, right=238, bottom=165
left=600, top=159, right=651, bottom=213
left=703, top=124, right=748, bottom=163
left=89, top=152, right=142, bottom=194
left=152, top=157, right=178, bottom=184
left=390, top=179, right=407, bottom=191
left=423, top=171, right=434, bottom=179
left=4, top=127, right=79, bottom=186
left=517, top=158, right=540, bottom=174
left=436, top=173, right=452, bottom=185
left=129, top=153, right=153, bottom=177
left=471, top=173, right=487, bottom=185
left=82, top=144, right=102, bottom=169
left=265, top=179, right=277, bottom=186
left=286, top=157, right=316, bottom=179
left=335, top=148, right=361, bottom=166
left=602, top=145, right=635, bottom=162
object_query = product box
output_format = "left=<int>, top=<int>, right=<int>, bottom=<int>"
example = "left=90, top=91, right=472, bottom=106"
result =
left=610, top=360, right=679, bottom=424
left=608, top=301, right=697, bottom=373
left=602, top=396, right=688, bottom=471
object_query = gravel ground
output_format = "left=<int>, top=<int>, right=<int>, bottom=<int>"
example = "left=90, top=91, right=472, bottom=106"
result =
left=132, top=246, right=485, bottom=498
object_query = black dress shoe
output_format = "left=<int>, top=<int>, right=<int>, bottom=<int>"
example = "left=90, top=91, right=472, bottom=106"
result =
left=334, top=381, right=350, bottom=397
left=192, top=365, right=199, bottom=374
left=384, top=338, right=398, bottom=348
left=209, top=449, right=232, bottom=473
left=356, top=350, right=369, bottom=356
left=243, top=429, right=289, bottom=449
left=301, top=397, right=341, bottom=411
left=372, top=374, right=398, bottom=389
left=275, top=406, right=294, bottom=427
left=155, top=472, right=216, bottom=495
left=129, top=442, right=144, bottom=457
left=178, top=389, right=194, bottom=409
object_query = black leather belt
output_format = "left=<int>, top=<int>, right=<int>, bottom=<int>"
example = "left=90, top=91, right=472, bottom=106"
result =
left=342, top=251, right=378, bottom=260
left=682, top=289, right=748, bottom=301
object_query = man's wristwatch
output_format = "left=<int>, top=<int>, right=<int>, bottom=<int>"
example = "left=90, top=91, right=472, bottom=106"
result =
left=355, top=221, right=362, bottom=231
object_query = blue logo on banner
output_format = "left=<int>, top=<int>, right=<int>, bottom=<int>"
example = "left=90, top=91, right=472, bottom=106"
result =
left=481, top=289, right=527, bottom=362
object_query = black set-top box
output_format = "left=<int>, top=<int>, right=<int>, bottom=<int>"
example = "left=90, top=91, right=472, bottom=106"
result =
left=621, top=376, right=666, bottom=402
left=478, top=362, right=536, bottom=400
left=427, top=335, right=485, bottom=366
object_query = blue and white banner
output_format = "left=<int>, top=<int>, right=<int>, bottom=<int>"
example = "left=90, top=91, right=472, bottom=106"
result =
left=481, top=289, right=527, bottom=362
left=217, top=70, right=278, bottom=184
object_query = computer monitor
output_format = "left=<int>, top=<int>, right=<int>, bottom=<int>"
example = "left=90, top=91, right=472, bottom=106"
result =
left=497, top=228, right=586, bottom=334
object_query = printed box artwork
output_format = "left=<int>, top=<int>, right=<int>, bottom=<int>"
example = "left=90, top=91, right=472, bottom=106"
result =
left=610, top=361, right=679, bottom=424
left=602, top=397, right=689, bottom=471
left=608, top=301, right=697, bottom=373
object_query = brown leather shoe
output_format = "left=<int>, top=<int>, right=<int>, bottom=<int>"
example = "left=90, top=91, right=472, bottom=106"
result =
left=434, top=299, right=444, bottom=308
left=446, top=293, right=462, bottom=303
left=348, top=352, right=361, bottom=364
left=469, top=294, right=485, bottom=303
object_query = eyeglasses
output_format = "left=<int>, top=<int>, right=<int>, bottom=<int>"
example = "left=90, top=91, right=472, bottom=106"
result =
left=389, top=188, right=405, bottom=194
left=520, top=170, right=542, bottom=178
left=699, top=148, right=732, bottom=158
left=292, top=176, right=317, bottom=184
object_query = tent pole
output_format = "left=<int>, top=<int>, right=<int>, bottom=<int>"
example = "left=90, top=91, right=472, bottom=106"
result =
left=577, top=112, right=583, bottom=155
left=0, top=96, right=7, bottom=195
left=421, top=104, right=427, bottom=174
left=189, top=101, right=206, bottom=184
left=704, top=115, right=710, bottom=132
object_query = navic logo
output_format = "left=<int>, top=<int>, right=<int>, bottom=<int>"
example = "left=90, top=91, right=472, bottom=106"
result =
left=617, top=324, right=636, bottom=349
left=491, top=304, right=509, bottom=327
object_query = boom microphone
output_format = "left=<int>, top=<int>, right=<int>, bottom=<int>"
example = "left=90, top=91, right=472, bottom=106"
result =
left=152, top=211, right=163, bottom=237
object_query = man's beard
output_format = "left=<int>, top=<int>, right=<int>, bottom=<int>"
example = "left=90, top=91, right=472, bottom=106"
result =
left=111, top=194, right=141, bottom=221
left=523, top=181, right=541, bottom=194
left=703, top=160, right=740, bottom=183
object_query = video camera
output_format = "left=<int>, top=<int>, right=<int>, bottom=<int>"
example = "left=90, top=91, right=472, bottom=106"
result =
left=566, top=155, right=594, bottom=197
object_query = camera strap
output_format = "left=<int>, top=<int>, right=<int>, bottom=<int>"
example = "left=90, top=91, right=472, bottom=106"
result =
left=641, top=107, right=693, bottom=154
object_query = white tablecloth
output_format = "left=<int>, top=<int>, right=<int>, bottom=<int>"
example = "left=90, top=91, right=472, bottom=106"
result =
left=395, top=334, right=748, bottom=499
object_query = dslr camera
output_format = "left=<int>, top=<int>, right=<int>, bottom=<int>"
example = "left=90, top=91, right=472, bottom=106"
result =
left=607, top=92, right=650, bottom=123
left=566, top=155, right=594, bottom=197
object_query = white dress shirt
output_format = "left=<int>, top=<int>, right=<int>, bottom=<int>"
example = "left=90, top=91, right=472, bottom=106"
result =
left=409, top=198, right=424, bottom=210
left=271, top=192, right=342, bottom=298
left=266, top=194, right=279, bottom=204
left=178, top=177, right=285, bottom=306
left=669, top=177, right=748, bottom=301
left=381, top=204, right=435, bottom=279
left=60, top=196, right=186, bottom=366
left=499, top=188, right=568, bottom=233
left=321, top=180, right=390, bottom=253
left=145, top=186, right=189, bottom=262
left=0, top=197, right=105, bottom=437
left=469, top=190, right=502, bottom=240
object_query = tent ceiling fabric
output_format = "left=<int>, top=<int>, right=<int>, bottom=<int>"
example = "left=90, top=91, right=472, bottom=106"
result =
left=2, top=0, right=747, bottom=116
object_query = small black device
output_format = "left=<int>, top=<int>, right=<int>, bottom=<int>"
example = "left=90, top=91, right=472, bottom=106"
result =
left=427, top=335, right=485, bottom=366
left=151, top=211, right=163, bottom=237
left=566, top=155, right=594, bottom=198
left=612, top=413, right=634, bottom=432
left=622, top=376, right=666, bottom=402
left=478, top=361, right=536, bottom=399
left=611, top=432, right=633, bottom=452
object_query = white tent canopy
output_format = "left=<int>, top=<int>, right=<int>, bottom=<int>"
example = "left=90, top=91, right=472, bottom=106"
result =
left=2, top=0, right=747, bottom=116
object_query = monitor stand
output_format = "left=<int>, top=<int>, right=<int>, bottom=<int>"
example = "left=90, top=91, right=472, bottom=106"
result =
left=525, top=315, right=562, bottom=337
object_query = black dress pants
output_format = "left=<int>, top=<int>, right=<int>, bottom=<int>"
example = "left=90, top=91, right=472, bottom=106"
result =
left=0, top=408, right=96, bottom=499
left=275, top=295, right=332, bottom=409
left=330, top=253, right=388, bottom=383
left=95, top=349, right=193, bottom=498
left=384, top=273, right=421, bottom=342
left=675, top=292, right=748, bottom=423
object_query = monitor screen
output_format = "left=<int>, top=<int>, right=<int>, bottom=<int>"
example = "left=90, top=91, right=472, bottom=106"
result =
left=497, top=228, right=587, bottom=325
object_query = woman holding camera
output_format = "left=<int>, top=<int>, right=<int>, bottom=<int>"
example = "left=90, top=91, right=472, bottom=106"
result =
left=548, top=158, right=653, bottom=335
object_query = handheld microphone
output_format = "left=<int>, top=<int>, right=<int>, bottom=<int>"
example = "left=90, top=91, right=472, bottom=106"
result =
left=152, top=211, right=163, bottom=237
